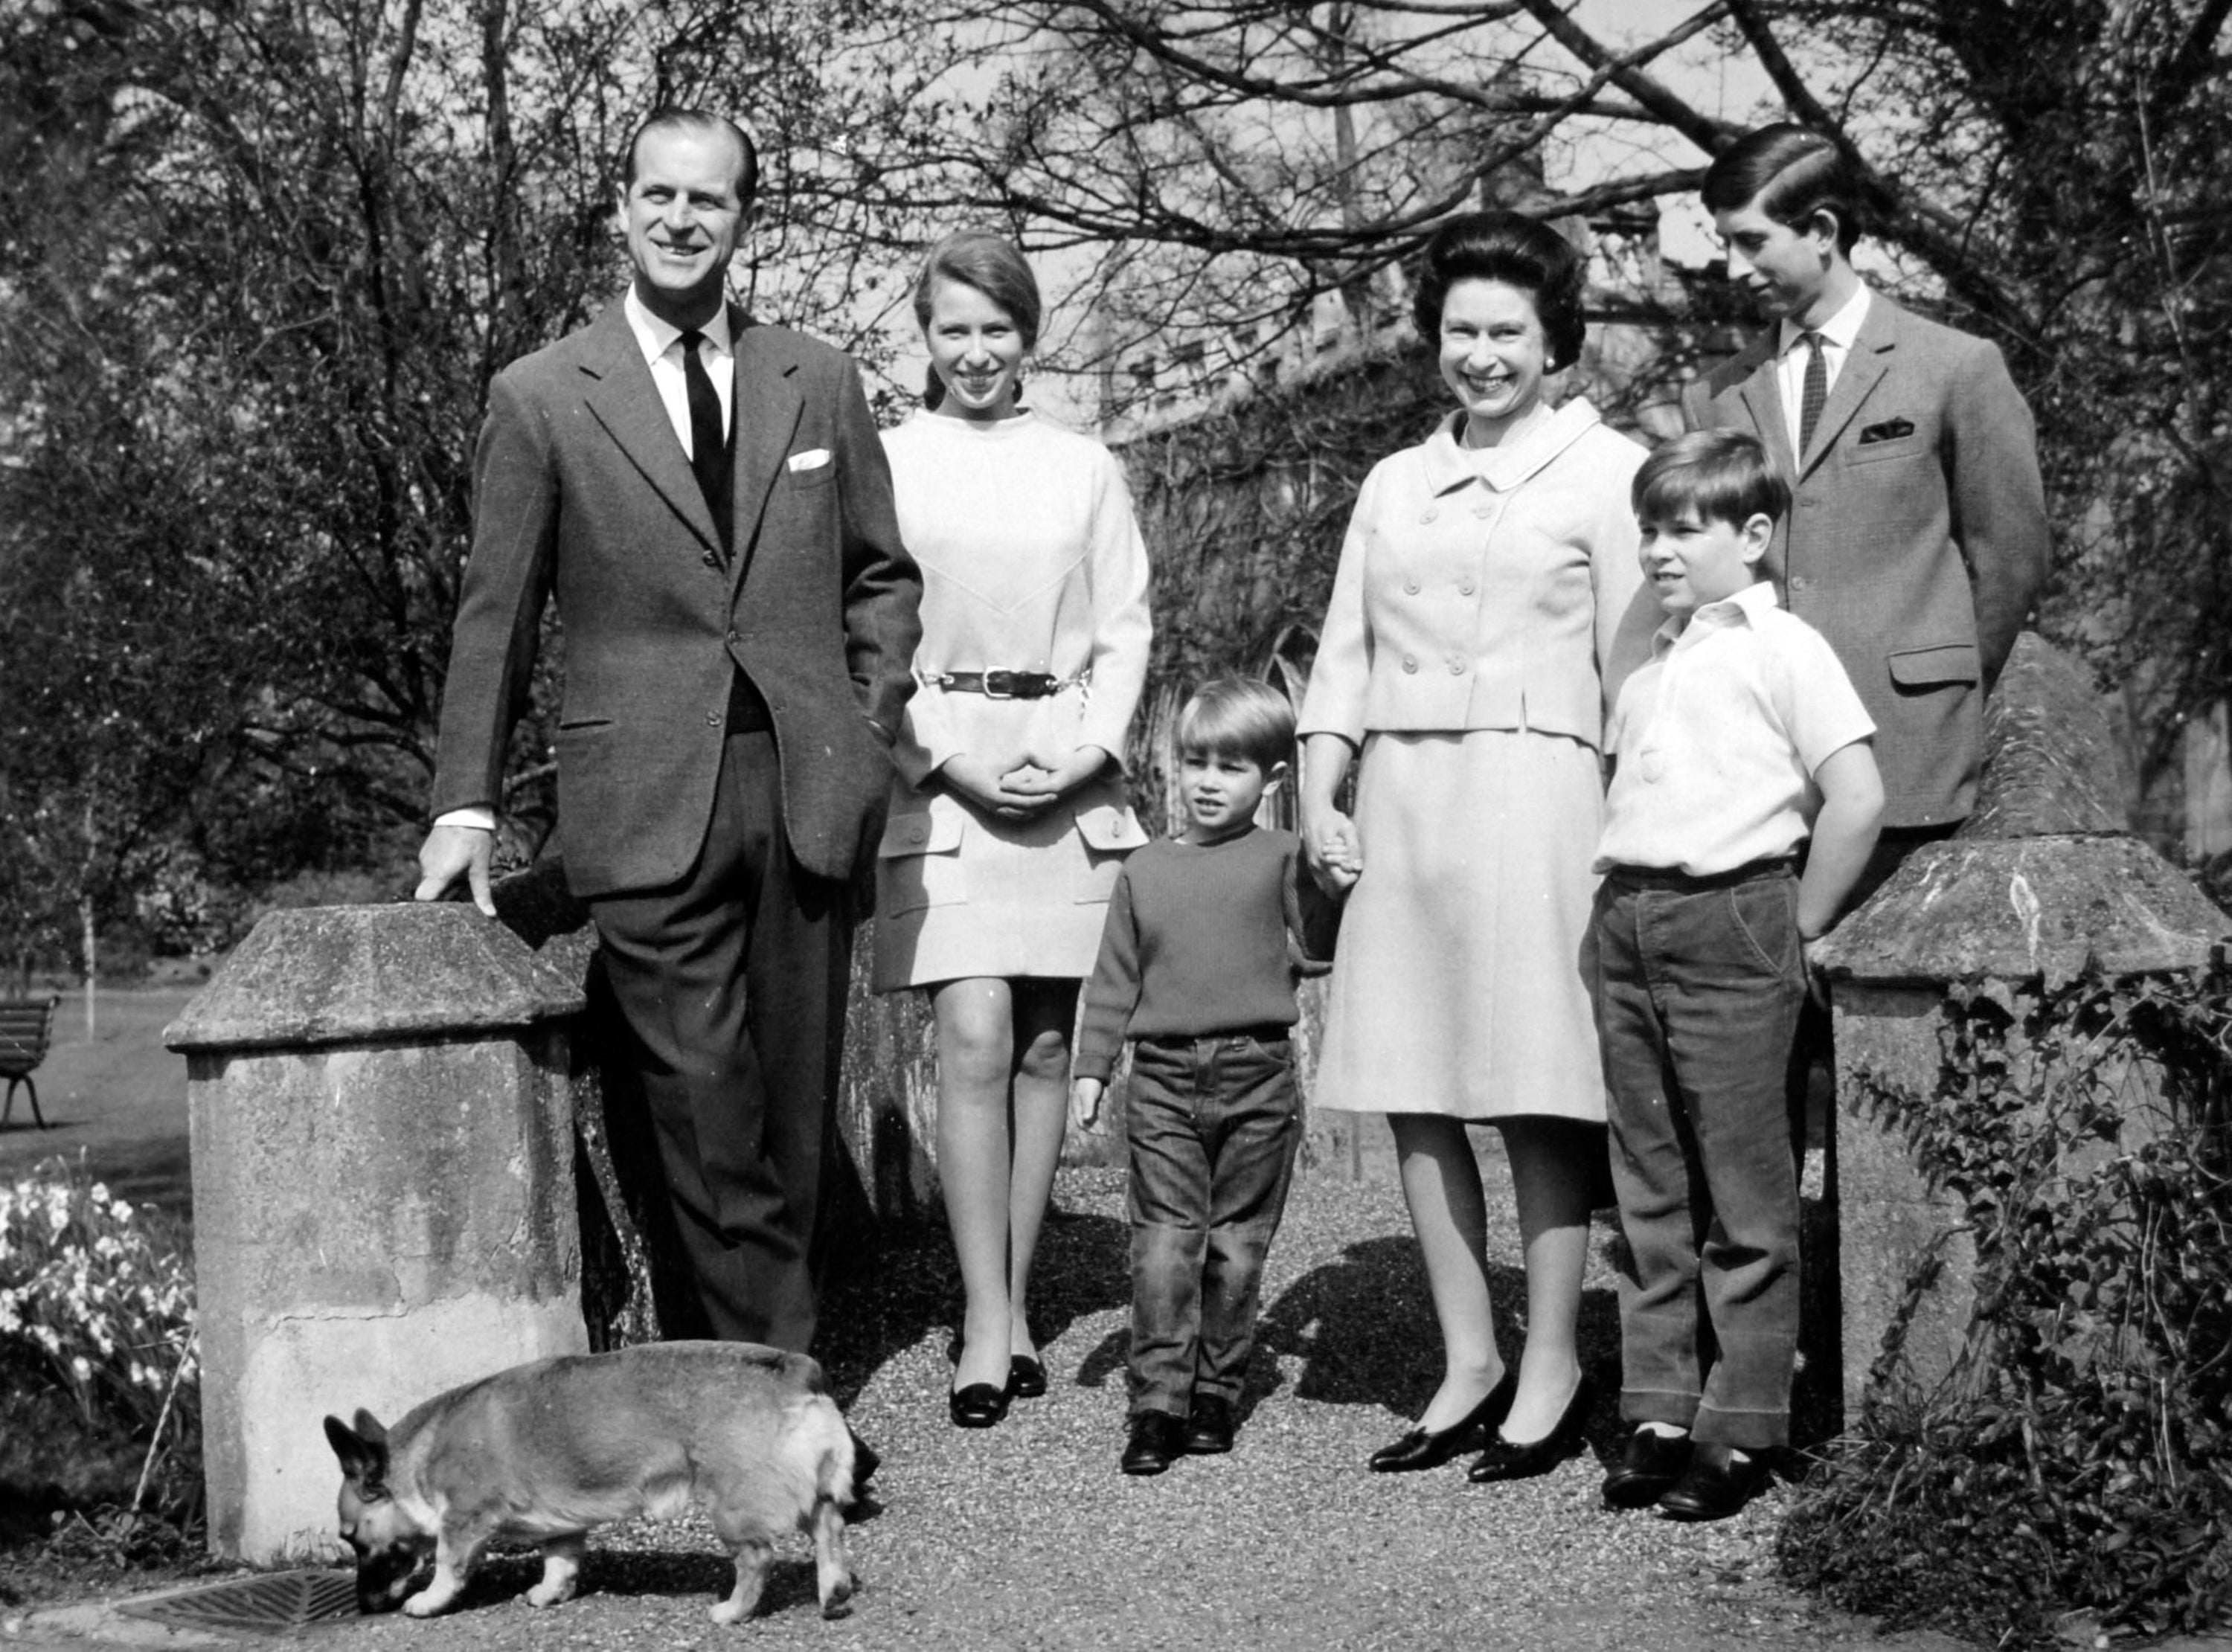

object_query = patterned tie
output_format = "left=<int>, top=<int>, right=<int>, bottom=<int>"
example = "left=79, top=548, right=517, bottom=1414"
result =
left=1798, top=330, right=1828, bottom=456
left=677, top=328, right=724, bottom=515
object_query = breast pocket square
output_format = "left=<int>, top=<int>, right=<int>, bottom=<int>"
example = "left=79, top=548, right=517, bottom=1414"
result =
left=1858, top=418, right=1916, bottom=445
left=786, top=448, right=833, bottom=472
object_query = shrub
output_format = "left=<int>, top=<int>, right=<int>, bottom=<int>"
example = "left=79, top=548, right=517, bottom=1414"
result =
left=1780, top=962, right=2232, bottom=1646
left=0, top=1157, right=199, bottom=1526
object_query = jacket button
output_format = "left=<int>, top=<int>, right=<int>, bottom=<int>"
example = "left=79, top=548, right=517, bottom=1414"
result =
left=1448, top=658, right=1466, bottom=675
left=1419, top=508, right=1438, bottom=524
left=1402, top=654, right=1419, bottom=673
left=706, top=710, right=722, bottom=727
left=1800, top=497, right=1820, bottom=509
left=1473, top=504, right=1494, bottom=518
left=702, top=551, right=720, bottom=568
left=909, top=826, right=927, bottom=843
left=1459, top=580, right=1475, bottom=596
left=726, top=629, right=740, bottom=645
left=1403, top=577, right=1421, bottom=595
left=1790, top=576, right=1812, bottom=592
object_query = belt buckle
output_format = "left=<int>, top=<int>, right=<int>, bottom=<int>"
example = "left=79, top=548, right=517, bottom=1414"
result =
left=981, top=670, right=1016, bottom=700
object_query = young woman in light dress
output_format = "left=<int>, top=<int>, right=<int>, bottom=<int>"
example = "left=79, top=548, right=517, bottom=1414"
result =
left=873, top=231, right=1152, bottom=1427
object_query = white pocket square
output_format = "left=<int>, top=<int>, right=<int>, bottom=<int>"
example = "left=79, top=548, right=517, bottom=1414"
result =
left=786, top=448, right=832, bottom=472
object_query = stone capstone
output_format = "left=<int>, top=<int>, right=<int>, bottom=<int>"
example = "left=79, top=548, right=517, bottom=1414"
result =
left=164, top=903, right=582, bottom=1054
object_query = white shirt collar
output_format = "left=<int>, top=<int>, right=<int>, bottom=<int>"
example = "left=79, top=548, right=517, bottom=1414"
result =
left=623, top=286, right=734, bottom=364
left=1654, top=579, right=1782, bottom=653
left=1778, top=282, right=1870, bottom=359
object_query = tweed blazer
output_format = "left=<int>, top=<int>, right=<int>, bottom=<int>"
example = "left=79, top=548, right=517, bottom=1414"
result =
left=430, top=301, right=923, bottom=896
left=1299, top=399, right=1656, bottom=751
left=1682, top=292, right=2049, bottom=828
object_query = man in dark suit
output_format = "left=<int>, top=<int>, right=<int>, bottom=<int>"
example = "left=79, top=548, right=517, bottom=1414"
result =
left=1685, top=123, right=2050, bottom=894
left=415, top=109, right=920, bottom=1354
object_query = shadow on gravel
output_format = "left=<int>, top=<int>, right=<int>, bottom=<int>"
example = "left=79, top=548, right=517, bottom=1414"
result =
left=1249, top=1241, right=1625, bottom=1449
left=812, top=1200, right=1132, bottom=1412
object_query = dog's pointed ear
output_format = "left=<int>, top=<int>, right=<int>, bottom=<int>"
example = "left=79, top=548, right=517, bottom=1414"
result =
left=324, top=1412, right=391, bottom=1494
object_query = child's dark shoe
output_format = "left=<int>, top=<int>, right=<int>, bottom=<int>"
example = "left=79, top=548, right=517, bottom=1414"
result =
left=1601, top=1427, right=1690, bottom=1509
left=1656, top=1443, right=1772, bottom=1520
left=1121, top=1410, right=1186, bottom=1476
left=1183, top=1393, right=1235, bottom=1455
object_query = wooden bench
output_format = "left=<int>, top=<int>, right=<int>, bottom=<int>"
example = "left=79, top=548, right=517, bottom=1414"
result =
left=0, top=994, right=60, bottom=1130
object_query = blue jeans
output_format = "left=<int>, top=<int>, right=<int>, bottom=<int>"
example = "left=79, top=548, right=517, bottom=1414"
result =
left=1125, top=1031, right=1300, bottom=1418
left=1593, top=862, right=1805, bottom=1450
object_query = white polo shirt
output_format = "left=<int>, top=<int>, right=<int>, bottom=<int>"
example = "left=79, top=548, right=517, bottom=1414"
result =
left=1595, top=582, right=1875, bottom=876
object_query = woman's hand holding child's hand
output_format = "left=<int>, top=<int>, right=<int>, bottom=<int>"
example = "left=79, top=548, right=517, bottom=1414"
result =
left=1302, top=806, right=1363, bottom=896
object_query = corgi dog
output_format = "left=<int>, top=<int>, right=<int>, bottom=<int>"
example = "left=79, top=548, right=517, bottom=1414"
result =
left=322, top=1341, right=858, bottom=1623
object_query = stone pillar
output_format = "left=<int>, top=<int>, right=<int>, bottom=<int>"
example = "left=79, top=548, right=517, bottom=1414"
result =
left=1815, top=637, right=2230, bottom=1415
left=164, top=903, right=587, bottom=1563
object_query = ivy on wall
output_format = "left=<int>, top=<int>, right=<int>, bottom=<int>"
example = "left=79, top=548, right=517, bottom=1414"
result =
left=1782, top=959, right=2232, bottom=1645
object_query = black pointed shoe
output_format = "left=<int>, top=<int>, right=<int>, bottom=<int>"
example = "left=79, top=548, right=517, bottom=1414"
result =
left=1183, top=1393, right=1236, bottom=1455
left=1368, top=1368, right=1519, bottom=1473
left=948, top=1381, right=1010, bottom=1428
left=1601, top=1427, right=1691, bottom=1509
left=1466, top=1374, right=1595, bottom=1483
left=1120, top=1410, right=1186, bottom=1476
left=1656, top=1443, right=1773, bottom=1520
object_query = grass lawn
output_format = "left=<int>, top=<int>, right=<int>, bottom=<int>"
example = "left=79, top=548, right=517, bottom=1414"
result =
left=1, top=984, right=201, bottom=1224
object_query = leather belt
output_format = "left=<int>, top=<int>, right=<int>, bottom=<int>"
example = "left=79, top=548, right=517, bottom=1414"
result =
left=929, top=670, right=1076, bottom=701
left=1603, top=855, right=1795, bottom=891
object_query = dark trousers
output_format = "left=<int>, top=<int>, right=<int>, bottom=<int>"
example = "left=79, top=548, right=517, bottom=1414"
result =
left=589, top=724, right=853, bottom=1353
left=1125, top=1031, right=1300, bottom=1418
left=1594, top=863, right=1806, bottom=1450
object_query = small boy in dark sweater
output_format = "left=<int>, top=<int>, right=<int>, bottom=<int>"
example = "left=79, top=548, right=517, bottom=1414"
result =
left=1071, top=678, right=1330, bottom=1476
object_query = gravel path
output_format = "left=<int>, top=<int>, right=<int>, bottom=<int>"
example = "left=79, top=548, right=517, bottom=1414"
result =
left=16, top=1156, right=1980, bottom=1651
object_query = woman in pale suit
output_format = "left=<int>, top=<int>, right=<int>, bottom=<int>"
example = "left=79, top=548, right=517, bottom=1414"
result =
left=874, top=231, right=1152, bottom=1427
left=1298, top=211, right=1654, bottom=1481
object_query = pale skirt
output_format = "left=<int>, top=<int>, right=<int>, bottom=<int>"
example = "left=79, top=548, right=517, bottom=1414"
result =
left=870, top=771, right=1145, bottom=990
left=1312, top=729, right=1607, bottom=1122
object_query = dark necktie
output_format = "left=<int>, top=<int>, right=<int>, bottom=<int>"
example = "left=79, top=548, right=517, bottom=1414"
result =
left=678, top=328, right=724, bottom=515
left=1798, top=330, right=1828, bottom=454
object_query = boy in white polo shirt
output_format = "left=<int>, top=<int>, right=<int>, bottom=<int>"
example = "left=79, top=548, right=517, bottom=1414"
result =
left=1592, top=429, right=1884, bottom=1521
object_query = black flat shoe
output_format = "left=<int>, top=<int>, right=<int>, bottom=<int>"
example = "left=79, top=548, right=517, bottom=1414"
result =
left=1121, top=1410, right=1185, bottom=1476
left=1466, top=1374, right=1594, bottom=1483
left=1367, top=1368, right=1518, bottom=1473
left=1183, top=1393, right=1235, bottom=1455
left=1601, top=1427, right=1691, bottom=1509
left=948, top=1381, right=1010, bottom=1428
left=1656, top=1444, right=1773, bottom=1520
left=1008, top=1354, right=1048, bottom=1399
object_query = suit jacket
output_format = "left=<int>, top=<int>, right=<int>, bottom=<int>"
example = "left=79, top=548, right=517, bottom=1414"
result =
left=430, top=300, right=923, bottom=896
left=1682, top=294, right=2049, bottom=829
left=1298, top=399, right=1656, bottom=751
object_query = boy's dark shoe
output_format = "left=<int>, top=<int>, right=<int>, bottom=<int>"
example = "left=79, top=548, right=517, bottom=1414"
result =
left=1183, top=1394, right=1235, bottom=1455
left=1656, top=1443, right=1772, bottom=1521
left=1601, top=1427, right=1690, bottom=1509
left=1120, top=1411, right=1186, bottom=1476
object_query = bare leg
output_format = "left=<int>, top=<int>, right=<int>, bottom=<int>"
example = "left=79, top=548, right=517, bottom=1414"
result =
left=931, top=978, right=1020, bottom=1393
left=1389, top=1113, right=1507, bottom=1433
left=1004, top=978, right=1080, bottom=1360
left=526, top=1534, right=585, bottom=1607
left=1495, top=1116, right=1594, bottom=1441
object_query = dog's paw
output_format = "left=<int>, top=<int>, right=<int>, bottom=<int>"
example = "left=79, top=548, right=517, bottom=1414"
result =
left=525, top=1581, right=577, bottom=1609
left=401, top=1594, right=446, bottom=1619
left=708, top=1599, right=748, bottom=1627
left=818, top=1579, right=855, bottom=1622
